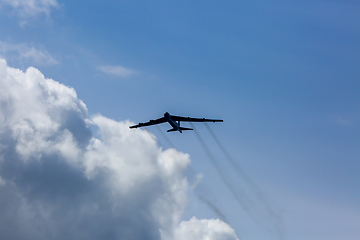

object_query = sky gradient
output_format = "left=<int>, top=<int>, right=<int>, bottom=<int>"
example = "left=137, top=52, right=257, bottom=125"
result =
left=0, top=1, right=359, bottom=239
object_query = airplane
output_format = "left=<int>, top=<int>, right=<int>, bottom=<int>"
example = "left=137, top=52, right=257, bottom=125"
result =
left=129, top=112, right=223, bottom=133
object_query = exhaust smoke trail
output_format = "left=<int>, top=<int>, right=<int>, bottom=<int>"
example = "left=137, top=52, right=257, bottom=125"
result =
left=189, top=123, right=250, bottom=208
left=148, top=125, right=229, bottom=225
left=190, top=122, right=283, bottom=239
left=196, top=189, right=229, bottom=223
left=155, top=124, right=176, bottom=148
left=144, top=126, right=166, bottom=148
left=204, top=123, right=281, bottom=222
left=186, top=167, right=229, bottom=224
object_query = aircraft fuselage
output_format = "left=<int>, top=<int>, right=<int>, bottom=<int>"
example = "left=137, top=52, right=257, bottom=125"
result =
left=129, top=112, right=221, bottom=133
left=164, top=112, right=182, bottom=133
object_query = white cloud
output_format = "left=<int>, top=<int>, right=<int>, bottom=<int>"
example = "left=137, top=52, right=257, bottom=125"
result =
left=98, top=65, right=139, bottom=78
left=0, top=0, right=59, bottom=18
left=0, top=58, right=239, bottom=240
left=0, top=41, right=59, bottom=66
left=173, top=217, right=239, bottom=240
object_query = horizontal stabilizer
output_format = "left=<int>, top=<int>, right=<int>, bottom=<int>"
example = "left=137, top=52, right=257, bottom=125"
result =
left=179, top=127, right=193, bottom=131
left=167, top=127, right=193, bottom=132
left=167, top=128, right=177, bottom=132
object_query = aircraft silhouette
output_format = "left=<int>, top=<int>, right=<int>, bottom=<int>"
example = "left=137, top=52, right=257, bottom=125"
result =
left=129, top=112, right=223, bottom=133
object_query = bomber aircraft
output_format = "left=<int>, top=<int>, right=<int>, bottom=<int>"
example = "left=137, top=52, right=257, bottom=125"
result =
left=129, top=112, right=223, bottom=133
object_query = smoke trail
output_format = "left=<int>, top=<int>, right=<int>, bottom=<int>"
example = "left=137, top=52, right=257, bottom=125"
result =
left=144, top=126, right=166, bottom=147
left=147, top=125, right=229, bottom=226
left=190, top=122, right=283, bottom=238
left=204, top=123, right=281, bottom=221
left=155, top=125, right=176, bottom=148
left=186, top=166, right=229, bottom=223
left=189, top=123, right=250, bottom=209
left=196, top=190, right=229, bottom=223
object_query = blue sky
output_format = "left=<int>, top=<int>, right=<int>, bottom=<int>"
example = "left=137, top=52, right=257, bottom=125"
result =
left=0, top=0, right=359, bottom=239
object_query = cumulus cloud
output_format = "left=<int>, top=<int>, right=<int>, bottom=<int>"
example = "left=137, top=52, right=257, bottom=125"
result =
left=98, top=65, right=139, bottom=78
left=0, top=0, right=59, bottom=18
left=0, top=41, right=59, bottom=66
left=0, top=58, right=239, bottom=240
left=174, top=217, right=239, bottom=240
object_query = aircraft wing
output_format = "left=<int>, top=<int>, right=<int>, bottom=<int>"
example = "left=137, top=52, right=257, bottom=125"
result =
left=129, top=117, right=167, bottom=129
left=171, top=115, right=223, bottom=123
